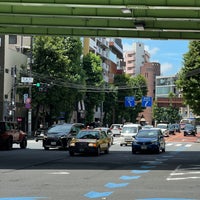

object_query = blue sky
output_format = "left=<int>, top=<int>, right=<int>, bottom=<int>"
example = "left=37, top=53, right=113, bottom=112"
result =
left=122, top=39, right=190, bottom=76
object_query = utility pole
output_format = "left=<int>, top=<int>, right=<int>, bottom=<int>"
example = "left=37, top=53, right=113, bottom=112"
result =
left=27, top=36, right=33, bottom=137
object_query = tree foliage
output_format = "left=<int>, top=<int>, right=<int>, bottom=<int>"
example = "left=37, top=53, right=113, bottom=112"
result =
left=176, top=41, right=200, bottom=115
left=31, top=36, right=85, bottom=126
left=113, top=74, right=147, bottom=123
left=82, top=52, right=105, bottom=124
left=153, top=103, right=181, bottom=123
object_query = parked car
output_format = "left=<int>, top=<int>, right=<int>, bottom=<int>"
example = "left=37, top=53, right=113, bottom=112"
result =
left=120, top=123, right=142, bottom=146
left=94, top=127, right=114, bottom=145
left=110, top=124, right=123, bottom=137
left=168, top=124, right=176, bottom=135
left=156, top=123, right=169, bottom=137
left=68, top=129, right=111, bottom=156
left=183, top=124, right=197, bottom=136
left=42, top=123, right=84, bottom=150
left=131, top=128, right=166, bottom=154
left=0, top=121, right=27, bottom=150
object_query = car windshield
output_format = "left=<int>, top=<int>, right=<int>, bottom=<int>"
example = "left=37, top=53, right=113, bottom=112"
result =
left=111, top=125, right=121, bottom=129
left=48, top=124, right=72, bottom=134
left=136, top=130, right=159, bottom=138
left=157, top=125, right=167, bottom=129
left=185, top=124, right=194, bottom=130
left=76, top=131, right=100, bottom=139
left=122, top=127, right=137, bottom=133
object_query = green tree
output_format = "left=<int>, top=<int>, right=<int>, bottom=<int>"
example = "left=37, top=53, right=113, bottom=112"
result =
left=153, top=102, right=181, bottom=124
left=82, top=52, right=105, bottom=125
left=102, top=85, right=118, bottom=126
left=31, top=36, right=85, bottom=128
left=113, top=74, right=147, bottom=123
left=176, top=41, right=200, bottom=115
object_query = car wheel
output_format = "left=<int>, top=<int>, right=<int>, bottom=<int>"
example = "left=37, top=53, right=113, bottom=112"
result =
left=96, top=147, right=101, bottom=156
left=104, top=145, right=110, bottom=154
left=132, top=149, right=136, bottom=154
left=6, top=138, right=13, bottom=150
left=69, top=151, right=74, bottom=156
left=44, top=146, right=49, bottom=150
left=156, top=147, right=160, bottom=154
left=20, top=138, right=27, bottom=149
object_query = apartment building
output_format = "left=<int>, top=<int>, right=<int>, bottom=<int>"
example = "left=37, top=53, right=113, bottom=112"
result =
left=0, top=35, right=29, bottom=122
left=82, top=37, right=124, bottom=122
left=124, top=42, right=150, bottom=76
left=155, top=75, right=189, bottom=119
left=83, top=37, right=124, bottom=83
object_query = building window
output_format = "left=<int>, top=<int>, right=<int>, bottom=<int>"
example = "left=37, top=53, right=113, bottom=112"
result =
left=128, top=53, right=133, bottom=57
left=9, top=35, right=17, bottom=44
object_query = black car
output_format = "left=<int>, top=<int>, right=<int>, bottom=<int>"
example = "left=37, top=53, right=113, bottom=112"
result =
left=183, top=124, right=197, bottom=136
left=131, top=128, right=166, bottom=154
left=42, top=123, right=84, bottom=150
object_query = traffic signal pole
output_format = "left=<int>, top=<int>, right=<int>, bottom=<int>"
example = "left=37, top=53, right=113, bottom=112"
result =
left=28, top=36, right=33, bottom=137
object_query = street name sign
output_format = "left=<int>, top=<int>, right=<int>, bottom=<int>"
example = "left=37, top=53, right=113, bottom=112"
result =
left=21, top=77, right=34, bottom=83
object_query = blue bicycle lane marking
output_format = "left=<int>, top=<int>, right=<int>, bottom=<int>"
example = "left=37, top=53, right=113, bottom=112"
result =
left=84, top=144, right=191, bottom=199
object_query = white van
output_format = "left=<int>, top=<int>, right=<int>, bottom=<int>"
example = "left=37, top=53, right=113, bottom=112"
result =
left=120, top=123, right=142, bottom=146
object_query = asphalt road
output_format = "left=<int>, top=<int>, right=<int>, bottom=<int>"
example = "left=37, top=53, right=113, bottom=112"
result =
left=0, top=136, right=200, bottom=200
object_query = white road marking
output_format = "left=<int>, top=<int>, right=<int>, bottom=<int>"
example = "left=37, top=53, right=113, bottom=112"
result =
left=166, top=143, right=173, bottom=146
left=167, top=176, right=200, bottom=180
left=48, top=171, right=70, bottom=175
left=175, top=144, right=182, bottom=146
left=167, top=165, right=200, bottom=181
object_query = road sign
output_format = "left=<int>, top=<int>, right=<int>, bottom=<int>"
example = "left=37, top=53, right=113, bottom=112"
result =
left=21, top=77, right=34, bottom=83
left=142, top=96, right=152, bottom=107
left=125, top=96, right=135, bottom=107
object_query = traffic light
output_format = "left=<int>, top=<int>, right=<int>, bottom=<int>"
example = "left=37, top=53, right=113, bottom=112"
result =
left=36, top=82, right=41, bottom=87
left=34, top=82, right=50, bottom=92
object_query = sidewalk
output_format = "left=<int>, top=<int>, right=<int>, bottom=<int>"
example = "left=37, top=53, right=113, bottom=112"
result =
left=165, top=131, right=200, bottom=143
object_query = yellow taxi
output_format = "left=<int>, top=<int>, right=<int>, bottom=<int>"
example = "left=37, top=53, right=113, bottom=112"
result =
left=68, top=129, right=110, bottom=156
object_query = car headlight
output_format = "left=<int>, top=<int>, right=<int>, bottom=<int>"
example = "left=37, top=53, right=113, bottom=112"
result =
left=70, top=142, right=76, bottom=147
left=88, top=143, right=97, bottom=147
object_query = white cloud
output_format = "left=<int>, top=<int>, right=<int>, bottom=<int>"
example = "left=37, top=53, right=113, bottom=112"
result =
left=144, top=45, right=159, bottom=56
left=160, top=62, right=173, bottom=75
left=123, top=41, right=134, bottom=52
